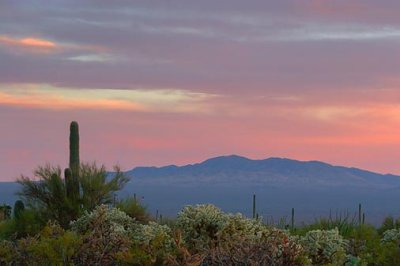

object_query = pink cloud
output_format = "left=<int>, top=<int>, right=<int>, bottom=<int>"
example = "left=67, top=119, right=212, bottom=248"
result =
left=0, top=35, right=57, bottom=53
left=0, top=34, right=107, bottom=56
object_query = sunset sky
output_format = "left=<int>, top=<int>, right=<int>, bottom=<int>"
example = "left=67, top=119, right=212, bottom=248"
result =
left=1, top=1, right=400, bottom=181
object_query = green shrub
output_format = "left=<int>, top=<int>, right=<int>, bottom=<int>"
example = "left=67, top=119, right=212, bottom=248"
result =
left=346, top=225, right=381, bottom=265
left=202, top=227, right=308, bottom=265
left=379, top=216, right=400, bottom=235
left=381, top=228, right=400, bottom=244
left=0, top=240, right=18, bottom=264
left=297, top=215, right=357, bottom=238
left=176, top=204, right=308, bottom=265
left=117, top=196, right=151, bottom=224
left=176, top=204, right=226, bottom=251
left=70, top=205, right=135, bottom=265
left=0, top=208, right=43, bottom=240
left=301, top=228, right=348, bottom=265
left=20, top=222, right=81, bottom=265
left=118, top=221, right=176, bottom=265
left=0, top=222, right=81, bottom=265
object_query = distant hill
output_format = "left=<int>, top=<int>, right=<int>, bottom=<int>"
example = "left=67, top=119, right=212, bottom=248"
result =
left=127, top=155, right=400, bottom=188
left=2, top=155, right=400, bottom=224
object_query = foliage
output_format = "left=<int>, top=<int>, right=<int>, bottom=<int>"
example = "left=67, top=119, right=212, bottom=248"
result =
left=17, top=165, right=74, bottom=228
left=300, top=228, right=348, bottom=265
left=79, top=163, right=129, bottom=211
left=202, top=227, right=308, bottom=265
left=117, top=196, right=151, bottom=224
left=6, top=181, right=400, bottom=266
left=297, top=212, right=358, bottom=238
left=0, top=219, right=16, bottom=240
left=346, top=225, right=381, bottom=265
left=13, top=200, right=25, bottom=220
left=0, top=208, right=44, bottom=239
left=176, top=204, right=308, bottom=265
left=0, top=240, right=18, bottom=264
left=0, top=204, right=12, bottom=220
left=176, top=204, right=226, bottom=251
left=0, top=222, right=81, bottom=265
left=70, top=205, right=135, bottom=265
left=379, top=216, right=400, bottom=234
left=16, top=121, right=129, bottom=229
left=381, top=228, right=400, bottom=244
left=119, top=221, right=176, bottom=265
left=17, top=162, right=129, bottom=229
left=216, top=214, right=307, bottom=265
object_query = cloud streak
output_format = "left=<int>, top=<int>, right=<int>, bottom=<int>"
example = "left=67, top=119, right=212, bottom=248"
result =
left=0, top=83, right=218, bottom=113
left=0, top=35, right=57, bottom=53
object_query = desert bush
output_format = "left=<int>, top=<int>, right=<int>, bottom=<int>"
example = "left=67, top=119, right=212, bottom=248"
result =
left=0, top=240, right=18, bottom=264
left=117, top=196, right=151, bottom=224
left=176, top=204, right=226, bottom=251
left=70, top=205, right=135, bottom=265
left=118, top=221, right=176, bottom=265
left=201, top=227, right=308, bottom=265
left=297, top=214, right=358, bottom=238
left=345, top=225, right=381, bottom=265
left=218, top=213, right=267, bottom=241
left=0, top=222, right=81, bottom=265
left=20, top=222, right=81, bottom=265
left=17, top=163, right=129, bottom=229
left=176, top=204, right=308, bottom=265
left=379, top=216, right=400, bottom=235
left=300, top=228, right=348, bottom=265
left=0, top=208, right=44, bottom=240
left=381, top=228, right=400, bottom=244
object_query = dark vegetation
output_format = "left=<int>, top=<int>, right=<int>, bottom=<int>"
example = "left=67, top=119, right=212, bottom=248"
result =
left=1, top=121, right=400, bottom=265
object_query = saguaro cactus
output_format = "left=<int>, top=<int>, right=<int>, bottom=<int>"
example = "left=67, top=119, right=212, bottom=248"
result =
left=252, top=194, right=256, bottom=219
left=291, top=207, right=295, bottom=230
left=65, top=168, right=74, bottom=199
left=13, top=200, right=25, bottom=220
left=66, top=121, right=80, bottom=206
left=69, top=121, right=80, bottom=177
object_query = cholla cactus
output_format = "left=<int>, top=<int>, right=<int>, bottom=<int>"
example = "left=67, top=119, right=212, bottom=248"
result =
left=218, top=213, right=267, bottom=242
left=71, top=204, right=135, bottom=234
left=301, top=228, right=348, bottom=265
left=381, top=228, right=400, bottom=244
left=124, top=222, right=176, bottom=264
left=176, top=204, right=226, bottom=250
left=70, top=205, right=136, bottom=264
left=132, top=221, right=174, bottom=249
left=176, top=204, right=307, bottom=265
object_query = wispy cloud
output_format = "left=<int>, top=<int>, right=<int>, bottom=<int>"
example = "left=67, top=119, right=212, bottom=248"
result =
left=140, top=25, right=216, bottom=38
left=67, top=54, right=121, bottom=63
left=0, top=83, right=218, bottom=113
left=272, top=24, right=400, bottom=42
left=0, top=35, right=57, bottom=52
left=0, top=34, right=108, bottom=57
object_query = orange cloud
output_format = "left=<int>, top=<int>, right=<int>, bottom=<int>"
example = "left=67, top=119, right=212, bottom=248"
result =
left=0, top=35, right=57, bottom=52
left=0, top=35, right=107, bottom=56
left=0, top=91, right=145, bottom=111
left=19, top=38, right=56, bottom=48
left=0, top=83, right=217, bottom=113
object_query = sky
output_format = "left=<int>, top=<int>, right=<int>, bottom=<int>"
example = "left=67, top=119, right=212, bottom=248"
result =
left=1, top=0, right=400, bottom=181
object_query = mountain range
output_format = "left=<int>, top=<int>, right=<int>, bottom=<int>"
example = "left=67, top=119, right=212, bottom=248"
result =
left=127, top=155, right=400, bottom=188
left=2, top=155, right=400, bottom=225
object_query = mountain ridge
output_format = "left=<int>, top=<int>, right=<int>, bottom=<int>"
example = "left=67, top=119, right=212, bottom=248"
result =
left=126, top=155, right=400, bottom=188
